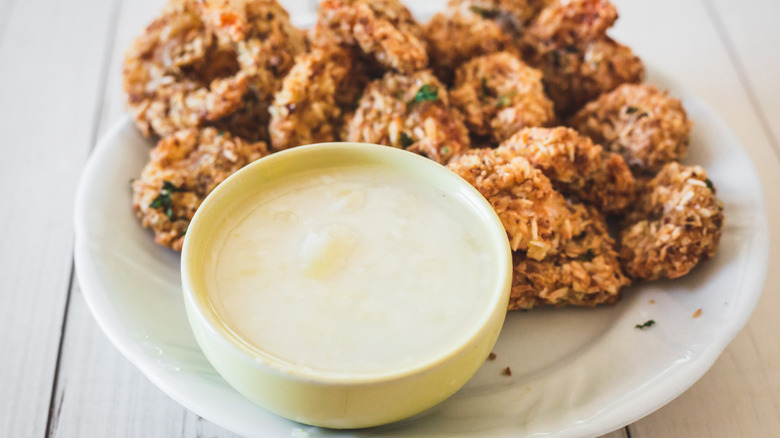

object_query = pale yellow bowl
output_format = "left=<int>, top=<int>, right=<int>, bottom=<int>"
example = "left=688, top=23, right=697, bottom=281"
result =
left=181, top=143, right=512, bottom=429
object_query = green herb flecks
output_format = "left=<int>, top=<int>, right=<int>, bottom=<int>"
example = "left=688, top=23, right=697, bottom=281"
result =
left=469, top=5, right=500, bottom=18
left=400, top=132, right=414, bottom=148
left=442, top=146, right=451, bottom=156
left=635, top=320, right=655, bottom=330
left=626, top=106, right=639, bottom=114
left=410, top=84, right=439, bottom=106
left=577, top=248, right=596, bottom=262
left=481, top=77, right=490, bottom=96
left=496, top=91, right=518, bottom=108
left=217, top=130, right=226, bottom=136
left=705, top=178, right=715, bottom=192
left=150, top=181, right=182, bottom=219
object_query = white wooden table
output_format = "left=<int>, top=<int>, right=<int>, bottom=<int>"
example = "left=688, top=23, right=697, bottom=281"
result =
left=2, top=0, right=778, bottom=436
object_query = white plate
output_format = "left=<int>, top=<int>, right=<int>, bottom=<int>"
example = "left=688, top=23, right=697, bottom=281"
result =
left=74, top=28, right=769, bottom=438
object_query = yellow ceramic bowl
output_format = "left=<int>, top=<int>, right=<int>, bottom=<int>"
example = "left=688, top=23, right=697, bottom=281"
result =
left=181, top=143, right=512, bottom=429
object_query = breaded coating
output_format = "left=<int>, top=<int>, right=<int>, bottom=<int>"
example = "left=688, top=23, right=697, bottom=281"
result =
left=343, top=70, right=470, bottom=164
left=123, top=0, right=305, bottom=140
left=269, top=46, right=369, bottom=150
left=447, top=149, right=590, bottom=260
left=569, top=84, right=692, bottom=173
left=313, top=0, right=428, bottom=74
left=450, top=52, right=555, bottom=143
left=523, top=0, right=644, bottom=116
left=423, top=7, right=516, bottom=84
left=449, top=0, right=552, bottom=36
left=619, top=162, right=724, bottom=280
left=498, top=127, right=635, bottom=213
left=132, top=128, right=268, bottom=250
left=510, top=206, right=630, bottom=309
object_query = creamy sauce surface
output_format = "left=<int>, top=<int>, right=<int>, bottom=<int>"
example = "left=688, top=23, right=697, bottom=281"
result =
left=205, top=166, right=496, bottom=375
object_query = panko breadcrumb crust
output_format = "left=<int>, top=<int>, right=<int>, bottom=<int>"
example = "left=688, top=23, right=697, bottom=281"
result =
left=619, top=162, right=724, bottom=280
left=449, top=0, right=552, bottom=36
left=132, top=128, right=268, bottom=251
left=450, top=52, right=555, bottom=143
left=343, top=70, right=470, bottom=163
left=447, top=149, right=590, bottom=260
left=313, top=0, right=428, bottom=74
left=423, top=7, right=517, bottom=84
left=269, top=46, right=369, bottom=150
left=568, top=83, right=692, bottom=173
left=123, top=0, right=305, bottom=141
left=498, top=126, right=635, bottom=213
left=523, top=0, right=644, bottom=116
left=510, top=205, right=630, bottom=309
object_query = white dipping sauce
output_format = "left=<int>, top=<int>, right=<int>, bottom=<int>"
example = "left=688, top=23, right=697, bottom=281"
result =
left=205, top=166, right=495, bottom=375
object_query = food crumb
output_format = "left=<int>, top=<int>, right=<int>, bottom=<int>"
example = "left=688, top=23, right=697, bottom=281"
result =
left=502, top=367, right=512, bottom=376
left=649, top=299, right=655, bottom=304
left=488, top=352, right=497, bottom=361
left=635, top=320, right=655, bottom=330
left=693, top=308, right=702, bottom=318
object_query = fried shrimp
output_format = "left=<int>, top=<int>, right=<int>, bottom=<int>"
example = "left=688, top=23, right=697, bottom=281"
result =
left=619, top=162, right=724, bottom=280
left=123, top=0, right=305, bottom=140
left=132, top=128, right=268, bottom=250
left=569, top=84, right=692, bottom=173
left=510, top=206, right=630, bottom=309
left=423, top=7, right=516, bottom=84
left=447, top=149, right=590, bottom=260
left=498, top=126, right=635, bottom=213
left=450, top=52, right=555, bottom=143
left=268, top=46, right=369, bottom=150
left=313, top=0, right=428, bottom=74
left=523, top=0, right=644, bottom=116
left=343, top=70, right=470, bottom=164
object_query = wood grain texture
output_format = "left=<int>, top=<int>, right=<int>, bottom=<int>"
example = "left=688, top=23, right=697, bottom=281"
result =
left=0, top=0, right=119, bottom=436
left=706, top=0, right=780, bottom=153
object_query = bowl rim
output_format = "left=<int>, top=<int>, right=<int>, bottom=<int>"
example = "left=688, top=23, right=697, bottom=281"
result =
left=180, top=142, right=513, bottom=384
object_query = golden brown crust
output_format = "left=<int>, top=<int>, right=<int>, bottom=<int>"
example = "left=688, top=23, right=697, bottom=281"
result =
left=448, top=0, right=553, bottom=36
left=568, top=83, right=692, bottom=173
left=313, top=0, right=428, bottom=74
left=122, top=0, right=305, bottom=141
left=523, top=0, right=644, bottom=116
left=447, top=149, right=590, bottom=260
left=423, top=8, right=517, bottom=84
left=498, top=126, right=635, bottom=213
left=619, top=162, right=724, bottom=280
left=510, top=205, right=630, bottom=309
left=132, top=128, right=268, bottom=250
left=343, top=70, right=470, bottom=164
left=450, top=52, right=555, bottom=143
left=269, top=46, right=369, bottom=150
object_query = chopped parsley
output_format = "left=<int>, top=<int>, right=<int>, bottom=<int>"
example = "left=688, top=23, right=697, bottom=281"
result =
left=217, top=130, right=226, bottom=136
left=149, top=181, right=182, bottom=219
left=397, top=89, right=404, bottom=101
left=577, top=248, right=596, bottom=262
left=496, top=91, right=518, bottom=108
left=635, top=320, right=655, bottom=330
left=442, top=146, right=451, bottom=155
left=399, top=132, right=414, bottom=148
left=705, top=178, right=715, bottom=192
left=469, top=5, right=500, bottom=18
left=626, top=106, right=639, bottom=114
left=410, top=84, right=439, bottom=106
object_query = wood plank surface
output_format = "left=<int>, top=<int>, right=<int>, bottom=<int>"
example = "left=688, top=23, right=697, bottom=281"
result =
left=0, top=0, right=120, bottom=436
